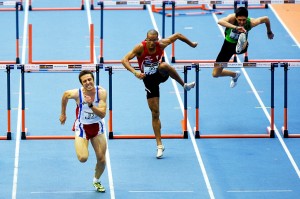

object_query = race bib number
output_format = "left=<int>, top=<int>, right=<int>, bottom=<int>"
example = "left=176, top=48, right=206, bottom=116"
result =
left=143, top=62, right=159, bottom=75
left=229, top=29, right=240, bottom=40
left=83, top=111, right=96, bottom=120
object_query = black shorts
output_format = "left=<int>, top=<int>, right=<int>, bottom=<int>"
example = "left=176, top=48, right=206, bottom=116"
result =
left=216, top=39, right=249, bottom=62
left=143, top=70, right=169, bottom=99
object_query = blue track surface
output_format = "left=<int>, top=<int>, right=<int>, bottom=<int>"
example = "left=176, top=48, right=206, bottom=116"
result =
left=1, top=1, right=300, bottom=199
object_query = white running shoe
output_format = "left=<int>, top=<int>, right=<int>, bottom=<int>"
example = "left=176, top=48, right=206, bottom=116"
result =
left=236, top=33, right=246, bottom=54
left=156, top=145, right=165, bottom=159
left=184, top=82, right=195, bottom=91
left=230, top=71, right=241, bottom=88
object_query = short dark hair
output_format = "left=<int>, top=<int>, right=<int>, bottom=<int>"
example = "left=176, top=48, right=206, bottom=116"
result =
left=79, top=70, right=94, bottom=84
left=235, top=7, right=248, bottom=18
left=147, top=29, right=158, bottom=37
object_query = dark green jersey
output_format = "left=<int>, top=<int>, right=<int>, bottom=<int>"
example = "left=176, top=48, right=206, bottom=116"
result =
left=225, top=18, right=252, bottom=43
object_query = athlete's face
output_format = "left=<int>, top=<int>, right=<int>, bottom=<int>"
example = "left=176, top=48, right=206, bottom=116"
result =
left=146, top=33, right=158, bottom=50
left=236, top=16, right=247, bottom=27
left=80, top=74, right=94, bottom=91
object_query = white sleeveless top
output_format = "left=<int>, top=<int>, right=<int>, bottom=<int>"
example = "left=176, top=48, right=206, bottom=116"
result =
left=77, top=86, right=101, bottom=124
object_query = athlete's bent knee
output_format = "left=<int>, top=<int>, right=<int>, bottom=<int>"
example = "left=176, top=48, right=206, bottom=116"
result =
left=77, top=155, right=88, bottom=163
left=212, top=71, right=219, bottom=78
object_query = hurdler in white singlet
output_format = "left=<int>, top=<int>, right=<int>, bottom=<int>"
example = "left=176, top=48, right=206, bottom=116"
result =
left=77, top=86, right=101, bottom=124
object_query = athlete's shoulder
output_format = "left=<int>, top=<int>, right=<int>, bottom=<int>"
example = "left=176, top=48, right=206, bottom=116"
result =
left=64, top=88, right=80, bottom=99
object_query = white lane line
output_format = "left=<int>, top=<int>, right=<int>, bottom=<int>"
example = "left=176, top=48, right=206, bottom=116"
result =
left=227, top=189, right=292, bottom=193
left=129, top=190, right=194, bottom=193
left=31, top=191, right=95, bottom=194
left=12, top=0, right=30, bottom=199
left=147, top=5, right=215, bottom=199
left=85, top=1, right=115, bottom=199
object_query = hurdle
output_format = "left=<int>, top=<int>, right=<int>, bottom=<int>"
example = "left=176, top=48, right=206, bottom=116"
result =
left=151, top=3, right=224, bottom=17
left=0, top=1, right=21, bottom=64
left=28, top=0, right=85, bottom=11
left=281, top=62, right=300, bottom=138
left=156, top=1, right=248, bottom=64
left=211, top=0, right=268, bottom=10
left=91, top=0, right=146, bottom=10
left=193, top=62, right=278, bottom=139
left=96, top=1, right=154, bottom=64
left=0, top=0, right=23, bottom=11
left=28, top=23, right=94, bottom=64
left=0, top=65, right=13, bottom=140
left=17, top=64, right=102, bottom=140
left=105, top=65, right=191, bottom=139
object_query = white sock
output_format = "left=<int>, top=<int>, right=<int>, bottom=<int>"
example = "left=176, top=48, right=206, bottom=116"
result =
left=93, top=177, right=99, bottom=183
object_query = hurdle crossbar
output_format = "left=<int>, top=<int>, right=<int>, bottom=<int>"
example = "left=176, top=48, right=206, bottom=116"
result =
left=28, top=0, right=85, bottom=11
left=28, top=24, right=94, bottom=64
left=0, top=0, right=23, bottom=11
left=92, top=0, right=145, bottom=10
left=18, top=64, right=101, bottom=140
left=0, top=65, right=13, bottom=140
left=211, top=0, right=268, bottom=10
left=105, top=65, right=190, bottom=139
left=281, top=62, right=300, bottom=138
left=193, top=62, right=279, bottom=139
left=0, top=1, right=20, bottom=64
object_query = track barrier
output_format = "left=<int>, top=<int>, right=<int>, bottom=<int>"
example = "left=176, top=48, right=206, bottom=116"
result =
left=2, top=62, right=300, bottom=140
left=0, top=65, right=14, bottom=140
left=28, top=0, right=85, bottom=11
left=0, top=1, right=21, bottom=64
left=192, top=62, right=279, bottom=139
left=0, top=0, right=23, bottom=11
left=211, top=0, right=268, bottom=10
left=105, top=65, right=191, bottom=139
left=28, top=23, right=94, bottom=64
left=17, top=64, right=102, bottom=140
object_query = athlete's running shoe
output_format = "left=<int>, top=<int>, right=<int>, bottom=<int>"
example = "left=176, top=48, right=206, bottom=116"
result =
left=236, top=33, right=246, bottom=54
left=156, top=145, right=165, bottom=159
left=184, top=82, right=195, bottom=91
left=93, top=182, right=105, bottom=192
left=230, top=71, right=241, bottom=88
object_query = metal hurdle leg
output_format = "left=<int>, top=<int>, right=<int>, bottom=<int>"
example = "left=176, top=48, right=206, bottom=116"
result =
left=193, top=64, right=200, bottom=138
left=282, top=63, right=289, bottom=137
left=15, top=2, right=20, bottom=63
left=6, top=65, right=12, bottom=140
left=98, top=1, right=104, bottom=63
left=267, top=63, right=276, bottom=138
left=20, top=65, right=26, bottom=139
left=0, top=65, right=13, bottom=140
left=182, top=66, right=189, bottom=138
left=107, top=66, right=114, bottom=139
left=281, top=63, right=300, bottom=138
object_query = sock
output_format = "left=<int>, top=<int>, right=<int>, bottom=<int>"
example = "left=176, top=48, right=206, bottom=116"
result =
left=93, top=177, right=99, bottom=183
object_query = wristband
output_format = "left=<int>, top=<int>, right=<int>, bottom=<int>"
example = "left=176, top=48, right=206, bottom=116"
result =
left=88, top=103, right=93, bottom=108
left=267, top=31, right=272, bottom=34
left=133, top=71, right=137, bottom=76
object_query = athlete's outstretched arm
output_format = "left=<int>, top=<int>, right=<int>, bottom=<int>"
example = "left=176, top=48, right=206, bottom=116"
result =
left=251, top=16, right=274, bottom=39
left=160, top=33, right=198, bottom=49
